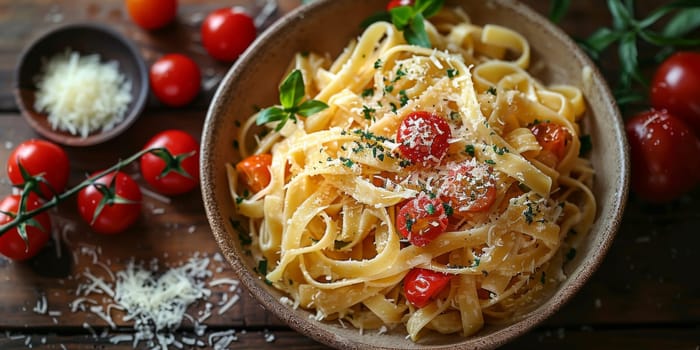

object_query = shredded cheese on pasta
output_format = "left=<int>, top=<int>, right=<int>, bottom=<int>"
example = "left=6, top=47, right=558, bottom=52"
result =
left=228, top=6, right=595, bottom=342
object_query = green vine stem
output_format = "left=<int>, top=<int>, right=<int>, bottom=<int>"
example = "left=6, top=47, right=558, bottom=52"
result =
left=0, top=147, right=170, bottom=237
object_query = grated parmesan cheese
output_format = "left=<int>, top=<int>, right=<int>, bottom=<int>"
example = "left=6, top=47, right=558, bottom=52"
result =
left=34, top=49, right=133, bottom=138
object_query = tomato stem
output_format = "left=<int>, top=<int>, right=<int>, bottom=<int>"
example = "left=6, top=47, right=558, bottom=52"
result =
left=0, top=147, right=170, bottom=237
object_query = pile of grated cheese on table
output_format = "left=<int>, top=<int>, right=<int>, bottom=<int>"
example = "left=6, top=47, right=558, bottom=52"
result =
left=33, top=49, right=132, bottom=138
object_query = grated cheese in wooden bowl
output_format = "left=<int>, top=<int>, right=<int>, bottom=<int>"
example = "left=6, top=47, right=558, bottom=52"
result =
left=33, top=49, right=133, bottom=138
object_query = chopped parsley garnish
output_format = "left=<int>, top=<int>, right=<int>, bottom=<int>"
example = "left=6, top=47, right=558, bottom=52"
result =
left=449, top=111, right=459, bottom=120
left=470, top=257, right=481, bottom=268
left=389, top=102, right=398, bottom=113
left=446, top=68, right=458, bottom=78
left=425, top=203, right=435, bottom=215
left=524, top=203, right=535, bottom=224
left=374, top=59, right=383, bottom=69
left=485, top=159, right=496, bottom=165
left=493, top=145, right=509, bottom=155
left=257, top=259, right=272, bottom=285
left=486, top=86, right=497, bottom=95
left=465, top=144, right=475, bottom=157
left=229, top=218, right=252, bottom=246
left=362, top=105, right=376, bottom=120
left=404, top=215, right=414, bottom=232
left=339, top=157, right=355, bottom=168
left=442, top=202, right=454, bottom=216
left=384, top=85, right=394, bottom=93
left=399, top=159, right=412, bottom=167
left=395, top=65, right=406, bottom=80
left=361, top=88, right=375, bottom=97
left=399, top=90, right=409, bottom=107
left=256, top=69, right=328, bottom=131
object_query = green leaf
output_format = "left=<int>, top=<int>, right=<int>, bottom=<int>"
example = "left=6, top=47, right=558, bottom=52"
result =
left=639, top=29, right=700, bottom=47
left=639, top=0, right=700, bottom=29
left=415, top=0, right=444, bottom=18
left=296, top=100, right=328, bottom=117
left=390, top=6, right=415, bottom=30
left=663, top=8, right=700, bottom=37
left=404, top=13, right=431, bottom=48
left=582, top=27, right=622, bottom=53
left=256, top=106, right=287, bottom=126
left=548, top=0, right=571, bottom=23
left=274, top=112, right=295, bottom=131
left=16, top=223, right=30, bottom=252
left=618, top=32, right=639, bottom=77
left=279, top=69, right=305, bottom=109
left=360, top=11, right=392, bottom=29
left=607, top=0, right=635, bottom=30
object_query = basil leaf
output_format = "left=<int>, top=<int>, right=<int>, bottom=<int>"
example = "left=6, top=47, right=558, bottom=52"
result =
left=274, top=112, right=295, bottom=131
left=390, top=6, right=414, bottom=30
left=415, top=0, right=444, bottom=18
left=404, top=13, right=431, bottom=48
left=663, top=8, right=700, bottom=37
left=361, top=11, right=391, bottom=29
left=639, top=0, right=700, bottom=29
left=583, top=27, right=622, bottom=53
left=256, top=106, right=287, bottom=125
left=296, top=100, right=329, bottom=117
left=618, top=32, right=638, bottom=76
left=548, top=0, right=571, bottom=23
left=279, top=69, right=305, bottom=109
left=607, top=0, right=635, bottom=30
left=640, top=29, right=700, bottom=47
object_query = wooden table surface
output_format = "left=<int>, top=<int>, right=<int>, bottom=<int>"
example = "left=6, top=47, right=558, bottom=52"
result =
left=1, top=0, right=699, bottom=349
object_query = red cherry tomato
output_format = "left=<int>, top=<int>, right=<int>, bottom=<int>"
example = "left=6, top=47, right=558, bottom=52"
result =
left=387, top=0, right=414, bottom=11
left=78, top=171, right=142, bottom=235
left=125, top=0, right=177, bottom=30
left=396, top=193, right=448, bottom=247
left=439, top=161, right=497, bottom=214
left=6, top=139, right=69, bottom=199
left=530, top=122, right=572, bottom=168
left=396, top=111, right=452, bottom=166
left=0, top=193, right=51, bottom=261
left=236, top=154, right=272, bottom=193
left=140, top=130, right=200, bottom=195
left=150, top=54, right=201, bottom=107
left=201, top=8, right=257, bottom=62
left=626, top=109, right=700, bottom=203
left=651, top=52, right=700, bottom=135
left=403, top=268, right=453, bottom=308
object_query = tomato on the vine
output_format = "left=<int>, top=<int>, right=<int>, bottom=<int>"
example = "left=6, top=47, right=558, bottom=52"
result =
left=396, top=111, right=452, bottom=166
left=387, top=0, right=414, bottom=11
left=236, top=153, right=272, bottom=193
left=626, top=109, right=700, bottom=203
left=403, top=268, right=453, bottom=308
left=140, top=130, right=200, bottom=195
left=651, top=52, right=700, bottom=135
left=201, top=8, right=257, bottom=62
left=125, top=0, right=177, bottom=30
left=0, top=193, right=51, bottom=261
left=396, top=193, right=448, bottom=247
left=6, top=139, right=69, bottom=199
left=78, top=171, right=142, bottom=235
left=150, top=54, right=201, bottom=107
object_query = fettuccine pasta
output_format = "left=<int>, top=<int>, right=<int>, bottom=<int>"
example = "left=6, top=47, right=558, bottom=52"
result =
left=228, top=6, right=595, bottom=341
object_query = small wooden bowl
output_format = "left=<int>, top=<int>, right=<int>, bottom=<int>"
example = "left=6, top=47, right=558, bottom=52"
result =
left=201, top=0, right=629, bottom=348
left=14, top=22, right=148, bottom=147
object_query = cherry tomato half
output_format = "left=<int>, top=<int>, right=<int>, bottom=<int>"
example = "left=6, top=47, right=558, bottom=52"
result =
left=78, top=171, right=142, bottom=235
left=396, top=111, right=452, bottom=166
left=626, top=109, right=700, bottom=203
left=201, top=8, right=257, bottom=62
left=7, top=139, right=69, bottom=199
left=0, top=193, right=51, bottom=261
left=651, top=52, right=700, bottom=135
left=403, top=268, right=453, bottom=308
left=439, top=161, right=497, bottom=215
left=125, top=0, right=177, bottom=30
left=236, top=153, right=273, bottom=193
left=150, top=54, right=201, bottom=107
left=530, top=122, right=572, bottom=168
left=387, top=0, right=414, bottom=11
left=140, top=130, right=200, bottom=195
left=396, top=193, right=448, bottom=247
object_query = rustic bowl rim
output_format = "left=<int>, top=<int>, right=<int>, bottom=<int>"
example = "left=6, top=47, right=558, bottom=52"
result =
left=13, top=21, right=149, bottom=147
left=201, top=0, right=629, bottom=348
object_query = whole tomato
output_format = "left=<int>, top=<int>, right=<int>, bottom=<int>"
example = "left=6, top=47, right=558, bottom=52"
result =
left=140, top=130, right=200, bottom=195
left=78, top=171, right=142, bottom=235
left=626, top=109, right=700, bottom=203
left=201, top=8, right=256, bottom=61
left=150, top=54, right=201, bottom=107
left=651, top=52, right=700, bottom=135
left=6, top=139, right=70, bottom=199
left=0, top=193, right=51, bottom=261
left=125, top=0, right=177, bottom=30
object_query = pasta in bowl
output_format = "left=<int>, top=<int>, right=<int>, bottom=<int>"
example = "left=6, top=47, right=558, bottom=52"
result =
left=201, top=0, right=627, bottom=348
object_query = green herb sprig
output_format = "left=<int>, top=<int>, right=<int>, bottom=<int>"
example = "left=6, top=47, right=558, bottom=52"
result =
left=549, top=0, right=700, bottom=108
left=256, top=69, right=329, bottom=131
left=362, top=0, right=445, bottom=48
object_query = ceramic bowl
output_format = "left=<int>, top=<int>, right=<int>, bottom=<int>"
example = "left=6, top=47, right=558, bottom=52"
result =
left=201, top=0, right=629, bottom=348
left=14, top=22, right=148, bottom=147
